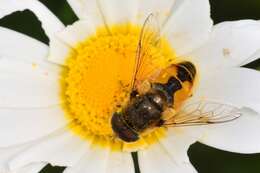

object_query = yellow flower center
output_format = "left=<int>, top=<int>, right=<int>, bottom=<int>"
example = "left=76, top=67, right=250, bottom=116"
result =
left=61, top=23, right=177, bottom=152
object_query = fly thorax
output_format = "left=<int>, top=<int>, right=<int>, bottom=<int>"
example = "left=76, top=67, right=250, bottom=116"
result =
left=123, top=93, right=166, bottom=132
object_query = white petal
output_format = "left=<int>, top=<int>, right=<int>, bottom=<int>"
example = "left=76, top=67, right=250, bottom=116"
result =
left=106, top=152, right=134, bottom=173
left=200, top=108, right=260, bottom=154
left=137, top=0, right=175, bottom=25
left=98, top=0, right=138, bottom=24
left=0, top=0, right=64, bottom=39
left=160, top=127, right=203, bottom=165
left=10, top=130, right=88, bottom=169
left=241, top=48, right=260, bottom=66
left=63, top=147, right=109, bottom=173
left=57, top=20, right=96, bottom=47
left=48, top=37, right=71, bottom=65
left=193, top=67, right=260, bottom=113
left=0, top=57, right=61, bottom=108
left=0, top=28, right=67, bottom=147
left=66, top=0, right=104, bottom=26
left=0, top=105, right=67, bottom=147
left=0, top=143, right=33, bottom=172
left=15, top=163, right=46, bottom=173
left=0, top=0, right=71, bottom=67
left=139, top=144, right=197, bottom=173
left=190, top=20, right=260, bottom=72
left=0, top=27, right=59, bottom=72
left=0, top=0, right=70, bottom=70
left=163, top=0, right=213, bottom=55
left=66, top=0, right=85, bottom=19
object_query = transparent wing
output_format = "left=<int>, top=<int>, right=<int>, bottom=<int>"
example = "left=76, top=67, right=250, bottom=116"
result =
left=163, top=100, right=242, bottom=127
left=130, top=13, right=161, bottom=92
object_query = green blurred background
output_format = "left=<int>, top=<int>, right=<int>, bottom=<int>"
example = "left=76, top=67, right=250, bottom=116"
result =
left=1, top=0, right=260, bottom=173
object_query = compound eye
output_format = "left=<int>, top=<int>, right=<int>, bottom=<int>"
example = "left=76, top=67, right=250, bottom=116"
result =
left=118, top=128, right=139, bottom=142
left=111, top=113, right=139, bottom=142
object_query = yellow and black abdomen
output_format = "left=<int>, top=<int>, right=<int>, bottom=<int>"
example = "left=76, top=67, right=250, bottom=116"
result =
left=174, top=61, right=197, bottom=109
left=151, top=61, right=197, bottom=110
left=176, top=61, right=196, bottom=83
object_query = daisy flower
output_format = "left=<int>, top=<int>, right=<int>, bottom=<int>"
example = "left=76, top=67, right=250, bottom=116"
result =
left=0, top=0, right=260, bottom=173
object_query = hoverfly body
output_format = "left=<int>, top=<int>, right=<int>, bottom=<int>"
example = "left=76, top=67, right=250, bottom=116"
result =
left=111, top=13, right=241, bottom=142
